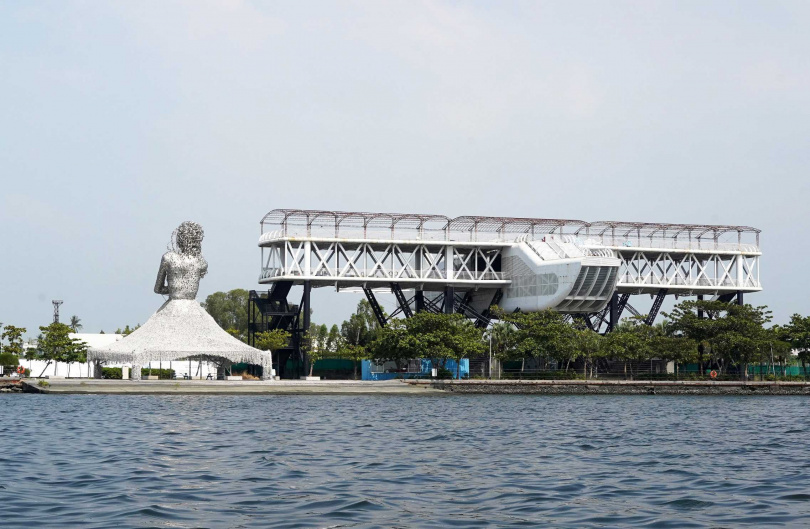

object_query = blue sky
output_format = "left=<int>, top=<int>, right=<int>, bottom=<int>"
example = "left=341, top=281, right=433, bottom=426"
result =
left=1, top=1, right=808, bottom=337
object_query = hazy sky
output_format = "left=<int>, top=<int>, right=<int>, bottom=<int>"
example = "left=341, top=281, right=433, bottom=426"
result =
left=2, top=1, right=808, bottom=338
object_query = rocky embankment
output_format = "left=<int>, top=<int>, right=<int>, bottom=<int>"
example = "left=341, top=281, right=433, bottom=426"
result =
left=0, top=380, right=23, bottom=393
left=409, top=379, right=810, bottom=396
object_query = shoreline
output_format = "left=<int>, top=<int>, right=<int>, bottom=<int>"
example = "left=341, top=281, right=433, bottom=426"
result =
left=13, top=378, right=810, bottom=396
left=409, top=379, right=810, bottom=396
left=19, top=379, right=444, bottom=395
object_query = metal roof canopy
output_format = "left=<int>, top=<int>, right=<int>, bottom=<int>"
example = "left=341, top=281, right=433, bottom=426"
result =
left=261, top=209, right=761, bottom=247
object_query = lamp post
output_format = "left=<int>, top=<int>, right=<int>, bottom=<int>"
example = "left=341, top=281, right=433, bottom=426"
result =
left=488, top=326, right=493, bottom=379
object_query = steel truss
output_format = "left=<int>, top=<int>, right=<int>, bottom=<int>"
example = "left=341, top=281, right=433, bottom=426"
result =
left=583, top=291, right=667, bottom=333
left=614, top=250, right=760, bottom=294
left=389, top=283, right=413, bottom=319
left=260, top=239, right=506, bottom=287
left=248, top=283, right=303, bottom=378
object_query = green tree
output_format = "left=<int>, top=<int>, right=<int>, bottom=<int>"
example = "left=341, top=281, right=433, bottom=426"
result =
left=780, top=314, right=810, bottom=377
left=367, top=319, right=413, bottom=373
left=0, top=352, right=19, bottom=373
left=202, top=289, right=250, bottom=341
left=114, top=324, right=140, bottom=336
left=403, top=312, right=485, bottom=379
left=304, top=331, right=325, bottom=377
left=254, top=329, right=291, bottom=377
left=666, top=300, right=772, bottom=379
left=1, top=325, right=27, bottom=358
left=602, top=321, right=650, bottom=378
left=341, top=312, right=372, bottom=347
left=313, top=323, right=329, bottom=352
left=488, top=321, right=517, bottom=360
left=25, top=334, right=44, bottom=362
left=574, top=328, right=603, bottom=378
left=336, top=343, right=369, bottom=380
left=650, top=334, right=696, bottom=379
left=497, top=308, right=579, bottom=372
left=38, top=323, right=88, bottom=377
left=666, top=300, right=726, bottom=372
left=69, top=315, right=82, bottom=332
left=484, top=321, right=517, bottom=378
left=0, top=324, right=20, bottom=374
left=254, top=329, right=290, bottom=353
left=64, top=338, right=88, bottom=377
left=355, top=299, right=382, bottom=332
left=325, top=324, right=340, bottom=354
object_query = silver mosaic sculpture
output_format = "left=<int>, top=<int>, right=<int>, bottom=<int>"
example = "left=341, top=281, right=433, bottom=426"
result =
left=88, top=222, right=272, bottom=381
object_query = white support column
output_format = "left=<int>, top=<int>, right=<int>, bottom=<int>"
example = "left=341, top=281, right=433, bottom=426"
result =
left=736, top=253, right=744, bottom=288
left=446, top=245, right=454, bottom=281
left=304, top=240, right=311, bottom=278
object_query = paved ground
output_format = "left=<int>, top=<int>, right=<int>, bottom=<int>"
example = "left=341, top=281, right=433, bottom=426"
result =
left=22, top=378, right=445, bottom=395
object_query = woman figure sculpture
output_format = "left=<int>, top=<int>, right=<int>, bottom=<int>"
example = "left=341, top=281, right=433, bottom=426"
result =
left=154, top=221, right=208, bottom=300
left=88, top=221, right=272, bottom=381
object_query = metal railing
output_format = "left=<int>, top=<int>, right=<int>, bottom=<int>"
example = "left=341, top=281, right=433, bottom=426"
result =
left=260, top=267, right=506, bottom=282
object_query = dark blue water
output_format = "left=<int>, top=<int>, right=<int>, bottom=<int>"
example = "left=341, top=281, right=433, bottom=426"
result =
left=1, top=395, right=808, bottom=528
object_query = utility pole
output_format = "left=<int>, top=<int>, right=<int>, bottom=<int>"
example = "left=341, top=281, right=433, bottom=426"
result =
left=52, top=300, right=63, bottom=323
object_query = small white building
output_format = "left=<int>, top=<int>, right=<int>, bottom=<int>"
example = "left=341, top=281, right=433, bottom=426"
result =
left=23, top=334, right=123, bottom=378
left=23, top=333, right=220, bottom=379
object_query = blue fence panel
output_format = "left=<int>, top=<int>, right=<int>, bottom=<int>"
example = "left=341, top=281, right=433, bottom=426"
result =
left=361, top=359, right=469, bottom=381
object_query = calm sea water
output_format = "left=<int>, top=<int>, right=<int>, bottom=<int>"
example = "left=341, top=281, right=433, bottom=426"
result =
left=1, top=394, right=808, bottom=528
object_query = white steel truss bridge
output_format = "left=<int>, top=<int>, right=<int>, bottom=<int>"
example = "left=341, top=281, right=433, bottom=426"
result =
left=253, top=209, right=761, bottom=335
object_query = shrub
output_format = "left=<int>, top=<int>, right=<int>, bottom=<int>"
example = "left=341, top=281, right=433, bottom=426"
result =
left=501, top=370, right=583, bottom=380
left=141, top=368, right=175, bottom=380
left=764, top=374, right=805, bottom=382
left=102, top=367, right=122, bottom=379
left=0, top=352, right=19, bottom=373
left=435, top=367, right=453, bottom=379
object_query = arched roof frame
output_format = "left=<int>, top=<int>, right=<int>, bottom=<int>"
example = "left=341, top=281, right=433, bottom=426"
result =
left=260, top=209, right=760, bottom=246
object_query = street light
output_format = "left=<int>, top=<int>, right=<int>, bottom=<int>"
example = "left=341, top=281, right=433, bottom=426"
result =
left=488, top=325, right=493, bottom=379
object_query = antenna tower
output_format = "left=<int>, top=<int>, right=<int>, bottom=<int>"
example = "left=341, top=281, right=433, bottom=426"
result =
left=52, top=300, right=63, bottom=323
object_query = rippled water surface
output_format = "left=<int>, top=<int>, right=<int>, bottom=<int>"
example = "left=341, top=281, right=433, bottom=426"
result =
left=1, top=394, right=809, bottom=528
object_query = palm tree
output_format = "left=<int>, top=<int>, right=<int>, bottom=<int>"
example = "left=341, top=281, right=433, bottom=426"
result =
left=69, top=315, right=82, bottom=333
left=488, top=321, right=516, bottom=377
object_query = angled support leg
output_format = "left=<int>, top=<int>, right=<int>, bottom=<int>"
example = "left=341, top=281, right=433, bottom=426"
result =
left=443, top=286, right=455, bottom=314
left=644, top=289, right=667, bottom=326
left=390, top=283, right=413, bottom=318
left=363, top=286, right=387, bottom=327
left=415, top=290, right=425, bottom=313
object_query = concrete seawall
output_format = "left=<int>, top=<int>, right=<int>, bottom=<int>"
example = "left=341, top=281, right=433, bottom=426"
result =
left=407, top=379, right=810, bottom=396
left=15, top=379, right=810, bottom=396
left=0, top=380, right=23, bottom=393
left=20, top=379, right=445, bottom=395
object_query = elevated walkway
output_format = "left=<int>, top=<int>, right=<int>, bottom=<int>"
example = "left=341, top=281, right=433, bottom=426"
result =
left=253, top=209, right=761, bottom=332
left=257, top=210, right=760, bottom=296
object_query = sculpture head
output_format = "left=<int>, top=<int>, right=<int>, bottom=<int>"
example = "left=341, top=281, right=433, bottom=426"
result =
left=174, top=221, right=204, bottom=256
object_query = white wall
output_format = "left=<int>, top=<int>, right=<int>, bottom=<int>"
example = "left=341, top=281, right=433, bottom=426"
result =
left=25, top=359, right=94, bottom=378
left=23, top=359, right=223, bottom=379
